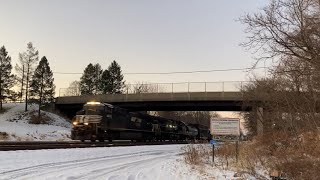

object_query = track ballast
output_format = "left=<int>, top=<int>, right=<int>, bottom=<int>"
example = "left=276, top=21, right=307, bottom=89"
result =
left=0, top=141, right=189, bottom=151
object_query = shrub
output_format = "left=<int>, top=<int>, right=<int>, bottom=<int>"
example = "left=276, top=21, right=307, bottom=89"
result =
left=0, top=108, right=7, bottom=114
left=0, top=132, right=9, bottom=140
left=29, top=111, right=52, bottom=124
left=182, top=144, right=211, bottom=165
left=235, top=130, right=320, bottom=179
left=215, top=142, right=238, bottom=170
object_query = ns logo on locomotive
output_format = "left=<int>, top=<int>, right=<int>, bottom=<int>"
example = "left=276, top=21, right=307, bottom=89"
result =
left=71, top=101, right=211, bottom=142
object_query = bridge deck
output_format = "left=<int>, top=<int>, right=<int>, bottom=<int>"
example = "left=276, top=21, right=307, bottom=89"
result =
left=55, top=92, right=243, bottom=104
left=55, top=92, right=247, bottom=118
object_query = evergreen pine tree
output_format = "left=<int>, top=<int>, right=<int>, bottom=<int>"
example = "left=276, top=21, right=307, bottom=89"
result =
left=93, top=63, right=103, bottom=94
left=30, top=56, right=55, bottom=118
left=101, top=69, right=111, bottom=94
left=101, top=60, right=125, bottom=94
left=80, top=63, right=103, bottom=95
left=0, top=46, right=14, bottom=110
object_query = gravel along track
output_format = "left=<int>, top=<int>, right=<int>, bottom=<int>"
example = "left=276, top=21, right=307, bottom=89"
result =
left=0, top=141, right=188, bottom=151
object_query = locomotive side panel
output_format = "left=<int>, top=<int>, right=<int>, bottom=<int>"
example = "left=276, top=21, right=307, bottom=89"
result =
left=71, top=102, right=211, bottom=142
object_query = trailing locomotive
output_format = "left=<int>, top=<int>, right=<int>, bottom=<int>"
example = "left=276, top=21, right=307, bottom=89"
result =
left=71, top=102, right=210, bottom=142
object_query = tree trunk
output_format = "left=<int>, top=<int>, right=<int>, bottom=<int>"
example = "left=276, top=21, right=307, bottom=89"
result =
left=38, top=72, right=44, bottom=118
left=0, top=72, right=2, bottom=111
left=20, top=65, right=24, bottom=103
left=0, top=79, right=2, bottom=111
left=25, top=65, right=30, bottom=112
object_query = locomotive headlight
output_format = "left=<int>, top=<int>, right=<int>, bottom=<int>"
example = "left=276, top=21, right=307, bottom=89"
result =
left=73, top=121, right=78, bottom=125
left=84, top=122, right=89, bottom=125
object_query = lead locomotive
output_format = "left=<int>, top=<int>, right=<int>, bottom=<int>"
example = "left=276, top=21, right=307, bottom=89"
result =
left=71, top=102, right=210, bottom=142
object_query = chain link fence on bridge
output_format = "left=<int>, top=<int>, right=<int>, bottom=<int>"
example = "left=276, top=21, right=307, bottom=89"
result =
left=58, top=81, right=251, bottom=97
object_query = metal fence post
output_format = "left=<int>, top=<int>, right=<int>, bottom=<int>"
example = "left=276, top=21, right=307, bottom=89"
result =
left=157, top=84, right=159, bottom=94
left=188, top=82, right=190, bottom=93
left=205, top=82, right=207, bottom=100
left=172, top=83, right=174, bottom=93
left=171, top=83, right=174, bottom=100
left=127, top=84, right=129, bottom=95
left=126, top=84, right=129, bottom=101
left=222, top=82, right=225, bottom=92
left=222, top=82, right=225, bottom=98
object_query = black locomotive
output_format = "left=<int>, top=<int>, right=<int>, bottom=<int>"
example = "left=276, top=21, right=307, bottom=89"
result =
left=71, top=102, right=211, bottom=142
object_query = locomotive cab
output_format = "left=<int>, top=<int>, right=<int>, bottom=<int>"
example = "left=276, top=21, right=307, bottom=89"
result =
left=71, top=102, right=113, bottom=141
left=72, top=102, right=112, bottom=126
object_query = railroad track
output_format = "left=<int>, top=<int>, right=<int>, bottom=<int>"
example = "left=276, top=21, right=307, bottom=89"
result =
left=0, top=141, right=189, bottom=151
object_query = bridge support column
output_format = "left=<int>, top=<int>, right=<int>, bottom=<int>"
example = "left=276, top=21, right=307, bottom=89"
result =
left=257, top=107, right=263, bottom=135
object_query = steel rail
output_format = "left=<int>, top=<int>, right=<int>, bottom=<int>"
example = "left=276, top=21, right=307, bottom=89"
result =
left=0, top=141, right=189, bottom=151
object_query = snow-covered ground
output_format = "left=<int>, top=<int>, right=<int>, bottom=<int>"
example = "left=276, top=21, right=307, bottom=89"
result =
left=0, top=103, right=71, bottom=141
left=0, top=145, right=239, bottom=180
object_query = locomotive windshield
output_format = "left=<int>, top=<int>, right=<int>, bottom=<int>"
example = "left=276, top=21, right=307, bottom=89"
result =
left=82, top=102, right=113, bottom=116
left=83, top=104, right=105, bottom=115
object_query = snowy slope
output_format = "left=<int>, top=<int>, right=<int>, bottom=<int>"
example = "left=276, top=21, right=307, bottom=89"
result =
left=0, top=103, right=71, bottom=141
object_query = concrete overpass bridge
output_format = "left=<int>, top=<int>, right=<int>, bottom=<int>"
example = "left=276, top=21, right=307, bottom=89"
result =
left=55, top=91, right=249, bottom=118
left=55, top=81, right=254, bottom=118
left=56, top=81, right=251, bottom=117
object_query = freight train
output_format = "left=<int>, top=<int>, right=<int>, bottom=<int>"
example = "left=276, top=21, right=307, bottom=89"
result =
left=71, top=102, right=211, bottom=142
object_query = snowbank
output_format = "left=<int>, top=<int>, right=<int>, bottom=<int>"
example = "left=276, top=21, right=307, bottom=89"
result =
left=0, top=103, right=71, bottom=141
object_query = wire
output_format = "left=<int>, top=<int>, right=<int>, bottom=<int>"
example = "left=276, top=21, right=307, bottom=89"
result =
left=53, top=66, right=266, bottom=75
left=53, top=72, right=82, bottom=74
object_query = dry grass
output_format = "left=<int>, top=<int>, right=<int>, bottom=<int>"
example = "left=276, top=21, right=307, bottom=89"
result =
left=182, top=130, right=320, bottom=179
left=49, top=109, right=71, bottom=122
left=182, top=144, right=211, bottom=165
left=0, top=132, right=9, bottom=140
left=0, top=108, right=7, bottom=114
left=29, top=110, right=52, bottom=124
left=215, top=142, right=238, bottom=170
left=236, top=131, right=320, bottom=179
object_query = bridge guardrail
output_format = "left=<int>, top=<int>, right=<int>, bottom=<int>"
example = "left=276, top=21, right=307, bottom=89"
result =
left=58, top=81, right=251, bottom=97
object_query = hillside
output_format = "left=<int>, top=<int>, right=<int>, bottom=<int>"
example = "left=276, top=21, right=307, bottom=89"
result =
left=0, top=103, right=71, bottom=141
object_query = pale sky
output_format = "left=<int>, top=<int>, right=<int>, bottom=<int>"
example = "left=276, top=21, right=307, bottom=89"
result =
left=0, top=0, right=268, bottom=95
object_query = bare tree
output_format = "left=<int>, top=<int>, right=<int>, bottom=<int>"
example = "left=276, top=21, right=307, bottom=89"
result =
left=238, top=1, right=320, bottom=177
left=15, top=54, right=26, bottom=102
left=240, top=0, right=320, bottom=67
left=131, top=82, right=161, bottom=94
left=240, top=0, right=320, bottom=134
left=66, top=81, right=81, bottom=96
left=16, top=42, right=39, bottom=111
